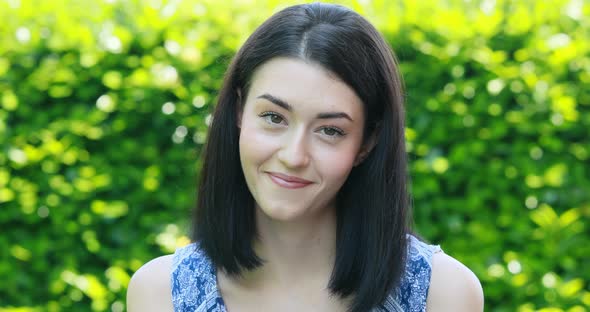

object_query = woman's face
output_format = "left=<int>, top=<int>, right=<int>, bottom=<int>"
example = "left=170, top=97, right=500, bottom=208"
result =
left=238, top=57, right=368, bottom=222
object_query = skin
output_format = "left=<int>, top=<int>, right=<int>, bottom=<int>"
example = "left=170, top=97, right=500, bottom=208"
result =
left=221, top=57, right=368, bottom=311
left=237, top=57, right=368, bottom=227
left=127, top=58, right=484, bottom=312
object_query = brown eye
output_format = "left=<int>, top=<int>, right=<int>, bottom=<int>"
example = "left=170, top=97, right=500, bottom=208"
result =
left=320, top=127, right=345, bottom=137
left=270, top=114, right=283, bottom=124
left=323, top=128, right=337, bottom=136
left=259, top=112, right=285, bottom=125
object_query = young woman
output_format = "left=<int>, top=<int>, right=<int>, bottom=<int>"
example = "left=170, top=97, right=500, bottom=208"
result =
left=127, top=3, right=484, bottom=312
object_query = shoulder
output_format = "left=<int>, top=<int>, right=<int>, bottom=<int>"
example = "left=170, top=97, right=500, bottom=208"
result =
left=426, top=251, right=484, bottom=312
left=127, top=255, right=174, bottom=312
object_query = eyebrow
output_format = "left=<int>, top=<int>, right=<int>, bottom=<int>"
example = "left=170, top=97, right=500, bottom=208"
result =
left=256, top=93, right=354, bottom=122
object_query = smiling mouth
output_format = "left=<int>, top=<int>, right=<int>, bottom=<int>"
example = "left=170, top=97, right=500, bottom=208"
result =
left=267, top=172, right=313, bottom=189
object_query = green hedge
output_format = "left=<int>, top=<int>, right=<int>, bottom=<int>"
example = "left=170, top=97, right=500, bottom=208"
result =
left=1, top=1, right=588, bottom=311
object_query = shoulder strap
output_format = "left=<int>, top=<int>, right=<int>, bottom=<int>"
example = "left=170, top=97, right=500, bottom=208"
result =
left=171, top=243, right=224, bottom=312
left=375, top=235, right=442, bottom=312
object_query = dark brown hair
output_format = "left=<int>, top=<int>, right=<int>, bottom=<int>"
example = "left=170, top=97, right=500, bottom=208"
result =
left=192, top=3, right=409, bottom=311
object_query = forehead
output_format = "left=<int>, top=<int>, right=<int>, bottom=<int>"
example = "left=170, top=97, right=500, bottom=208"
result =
left=246, top=57, right=363, bottom=117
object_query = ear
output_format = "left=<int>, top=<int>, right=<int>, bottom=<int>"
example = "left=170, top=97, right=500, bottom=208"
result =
left=354, top=127, right=379, bottom=166
left=236, top=88, right=243, bottom=128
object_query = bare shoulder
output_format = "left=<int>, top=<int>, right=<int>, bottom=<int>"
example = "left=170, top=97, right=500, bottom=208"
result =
left=426, top=251, right=484, bottom=312
left=127, top=255, right=174, bottom=312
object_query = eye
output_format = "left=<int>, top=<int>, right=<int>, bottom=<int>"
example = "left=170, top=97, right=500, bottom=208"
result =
left=259, top=111, right=286, bottom=125
left=319, top=126, right=345, bottom=137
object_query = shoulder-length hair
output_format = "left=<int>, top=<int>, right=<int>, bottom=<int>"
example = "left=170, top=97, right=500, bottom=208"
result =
left=192, top=3, right=409, bottom=311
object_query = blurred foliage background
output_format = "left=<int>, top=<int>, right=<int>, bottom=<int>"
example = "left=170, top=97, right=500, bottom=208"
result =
left=1, top=0, right=588, bottom=311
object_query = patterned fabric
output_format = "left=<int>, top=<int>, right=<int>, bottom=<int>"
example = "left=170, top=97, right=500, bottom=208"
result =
left=171, top=235, right=441, bottom=312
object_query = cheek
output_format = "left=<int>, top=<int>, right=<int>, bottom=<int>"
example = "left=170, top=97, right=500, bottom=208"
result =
left=315, top=145, right=358, bottom=183
left=239, top=122, right=276, bottom=166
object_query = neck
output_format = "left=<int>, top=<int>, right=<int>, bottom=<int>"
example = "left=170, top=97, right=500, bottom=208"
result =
left=245, top=205, right=338, bottom=289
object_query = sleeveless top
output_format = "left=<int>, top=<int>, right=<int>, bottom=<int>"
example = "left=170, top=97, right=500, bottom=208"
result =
left=171, top=235, right=441, bottom=312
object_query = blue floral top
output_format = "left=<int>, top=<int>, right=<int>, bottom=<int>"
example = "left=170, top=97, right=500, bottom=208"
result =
left=171, top=235, right=441, bottom=312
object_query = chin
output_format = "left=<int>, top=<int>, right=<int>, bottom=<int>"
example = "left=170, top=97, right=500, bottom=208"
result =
left=256, top=201, right=310, bottom=222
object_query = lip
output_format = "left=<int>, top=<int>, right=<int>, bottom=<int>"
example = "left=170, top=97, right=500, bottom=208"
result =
left=267, top=172, right=313, bottom=189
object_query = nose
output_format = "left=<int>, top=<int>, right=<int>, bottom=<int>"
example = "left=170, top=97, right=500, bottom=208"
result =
left=277, top=129, right=310, bottom=168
